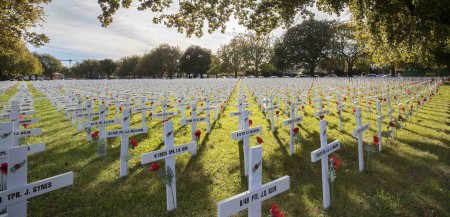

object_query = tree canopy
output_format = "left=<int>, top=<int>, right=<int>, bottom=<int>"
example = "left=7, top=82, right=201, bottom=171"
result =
left=34, top=53, right=64, bottom=78
left=136, top=44, right=181, bottom=78
left=96, top=0, right=450, bottom=68
left=180, top=45, right=212, bottom=78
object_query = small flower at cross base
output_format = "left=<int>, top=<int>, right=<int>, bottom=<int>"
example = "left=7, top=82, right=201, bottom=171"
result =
left=319, top=114, right=325, bottom=120
left=148, top=112, right=152, bottom=118
left=330, top=155, right=341, bottom=168
left=293, top=127, right=299, bottom=135
left=352, top=107, right=356, bottom=113
left=23, top=124, right=28, bottom=129
left=1, top=163, right=7, bottom=174
left=336, top=101, right=339, bottom=105
left=275, top=110, right=280, bottom=116
left=248, top=119, right=253, bottom=127
left=130, top=138, right=138, bottom=149
left=194, top=129, right=202, bottom=140
left=373, top=135, right=380, bottom=145
left=256, top=136, right=263, bottom=144
left=91, top=130, right=100, bottom=139
left=150, top=162, right=160, bottom=171
left=221, top=105, right=224, bottom=110
left=19, top=115, right=24, bottom=120
left=301, top=105, right=305, bottom=110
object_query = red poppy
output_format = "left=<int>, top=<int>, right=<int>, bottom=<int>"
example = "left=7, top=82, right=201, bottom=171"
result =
left=194, top=129, right=202, bottom=139
left=0, top=163, right=7, bottom=174
left=221, top=105, right=224, bottom=110
left=398, top=115, right=403, bottom=121
left=352, top=108, right=356, bottom=113
left=19, top=115, right=24, bottom=120
left=256, top=136, right=264, bottom=144
left=401, top=107, right=405, bottom=112
left=336, top=101, right=339, bottom=105
left=91, top=130, right=100, bottom=139
left=200, top=102, right=204, bottom=107
left=278, top=211, right=285, bottom=217
left=368, top=101, right=372, bottom=105
left=330, top=156, right=341, bottom=168
left=178, top=99, right=181, bottom=103
left=319, top=114, right=324, bottom=120
left=248, top=119, right=253, bottom=127
left=373, top=135, right=380, bottom=145
left=23, top=124, right=28, bottom=129
left=301, top=105, right=304, bottom=110
left=271, top=203, right=280, bottom=217
left=130, top=138, right=138, bottom=149
left=293, top=127, right=299, bottom=134
left=119, top=107, right=123, bottom=112
left=389, top=121, right=396, bottom=127
left=13, top=164, right=20, bottom=170
left=276, top=110, right=280, bottom=115
left=150, top=162, right=160, bottom=171
left=343, top=97, right=347, bottom=102
left=149, top=112, right=152, bottom=117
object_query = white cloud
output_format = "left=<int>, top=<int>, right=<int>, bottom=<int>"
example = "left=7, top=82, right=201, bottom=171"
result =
left=29, top=0, right=350, bottom=64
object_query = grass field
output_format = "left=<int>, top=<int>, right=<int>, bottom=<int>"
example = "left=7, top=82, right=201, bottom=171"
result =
left=1, top=81, right=448, bottom=217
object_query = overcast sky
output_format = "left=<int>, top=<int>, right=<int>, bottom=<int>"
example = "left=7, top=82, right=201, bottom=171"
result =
left=29, top=1, right=350, bottom=66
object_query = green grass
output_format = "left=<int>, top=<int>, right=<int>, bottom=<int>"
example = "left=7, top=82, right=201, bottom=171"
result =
left=7, top=81, right=449, bottom=217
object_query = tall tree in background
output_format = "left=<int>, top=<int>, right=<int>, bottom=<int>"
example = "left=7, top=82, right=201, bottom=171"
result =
left=180, top=46, right=211, bottom=78
left=34, top=53, right=64, bottom=78
left=116, top=56, right=140, bottom=78
left=332, top=23, right=365, bottom=76
left=217, top=37, right=246, bottom=77
left=98, top=59, right=117, bottom=79
left=97, top=0, right=449, bottom=68
left=71, top=60, right=100, bottom=79
left=240, top=33, right=272, bottom=75
left=0, top=42, right=42, bottom=79
left=0, top=0, right=51, bottom=54
left=136, top=44, right=181, bottom=78
left=274, top=19, right=335, bottom=75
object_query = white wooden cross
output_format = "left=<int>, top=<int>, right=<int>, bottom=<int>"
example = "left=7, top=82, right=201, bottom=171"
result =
left=311, top=120, right=340, bottom=209
left=265, top=97, right=279, bottom=132
left=231, top=110, right=261, bottom=176
left=314, top=97, right=329, bottom=119
left=0, top=145, right=73, bottom=217
left=141, top=121, right=196, bottom=211
left=376, top=101, right=384, bottom=152
left=283, top=103, right=303, bottom=155
left=132, top=97, right=153, bottom=124
left=200, top=99, right=216, bottom=124
left=218, top=146, right=290, bottom=217
left=352, top=107, right=370, bottom=172
left=153, top=97, right=178, bottom=121
left=336, top=93, right=346, bottom=131
left=105, top=108, right=146, bottom=177
left=181, top=103, right=210, bottom=142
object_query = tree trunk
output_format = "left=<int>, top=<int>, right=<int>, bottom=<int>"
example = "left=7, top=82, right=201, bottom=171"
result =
left=309, top=64, right=316, bottom=76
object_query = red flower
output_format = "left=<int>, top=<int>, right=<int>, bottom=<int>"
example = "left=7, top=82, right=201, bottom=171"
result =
left=248, top=119, right=253, bottom=127
left=91, top=130, right=100, bottom=139
left=200, top=102, right=204, bottom=107
left=343, top=97, right=347, bottom=102
left=276, top=110, right=280, bottom=115
left=23, top=124, right=28, bottom=129
left=330, top=156, right=341, bottom=168
left=368, top=101, right=372, bottom=105
left=150, top=162, right=160, bottom=171
left=13, top=164, right=20, bottom=170
left=130, top=138, right=138, bottom=149
left=398, top=115, right=403, bottom=121
left=271, top=203, right=280, bottom=217
left=256, top=136, right=263, bottom=144
left=19, top=115, right=24, bottom=120
left=301, top=105, right=305, bottom=110
left=178, top=99, right=181, bottom=103
left=373, top=135, right=380, bottom=145
left=352, top=107, right=356, bottom=113
left=221, top=105, right=224, bottom=110
left=194, top=129, right=202, bottom=139
left=119, top=107, right=123, bottom=112
left=401, top=107, right=405, bottom=112
left=149, top=112, right=152, bottom=117
left=162, top=119, right=168, bottom=123
left=293, top=127, right=299, bottom=134
left=335, top=101, right=339, bottom=105
left=278, top=211, right=285, bottom=217
left=389, top=121, right=396, bottom=128
left=0, top=163, right=7, bottom=174
left=319, top=114, right=324, bottom=120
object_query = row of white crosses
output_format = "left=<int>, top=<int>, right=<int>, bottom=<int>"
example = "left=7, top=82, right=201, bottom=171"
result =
left=0, top=92, right=73, bottom=217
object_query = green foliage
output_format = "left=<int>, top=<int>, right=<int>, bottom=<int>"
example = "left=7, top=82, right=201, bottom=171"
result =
left=0, top=0, right=51, bottom=54
left=98, top=59, right=117, bottom=79
left=34, top=53, right=64, bottom=78
left=116, top=56, right=140, bottom=78
left=180, top=45, right=211, bottom=78
left=71, top=60, right=100, bottom=79
left=136, top=44, right=181, bottom=78
left=274, top=19, right=335, bottom=75
left=0, top=42, right=43, bottom=79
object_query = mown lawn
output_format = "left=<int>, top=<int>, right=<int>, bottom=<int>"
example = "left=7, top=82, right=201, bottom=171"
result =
left=1, top=80, right=448, bottom=217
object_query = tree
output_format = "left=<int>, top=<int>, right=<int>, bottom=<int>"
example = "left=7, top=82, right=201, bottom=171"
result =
left=34, top=53, right=64, bottom=78
left=98, top=59, right=117, bottom=79
left=180, top=46, right=211, bottom=78
left=136, top=44, right=181, bottom=78
left=217, top=37, right=247, bottom=77
left=0, top=42, right=42, bottom=80
left=207, top=55, right=221, bottom=78
left=239, top=33, right=272, bottom=75
left=274, top=19, right=335, bottom=75
left=96, top=0, right=450, bottom=67
left=116, top=56, right=140, bottom=78
left=71, top=60, right=100, bottom=79
left=0, top=1, right=51, bottom=55
left=332, top=23, right=365, bottom=76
